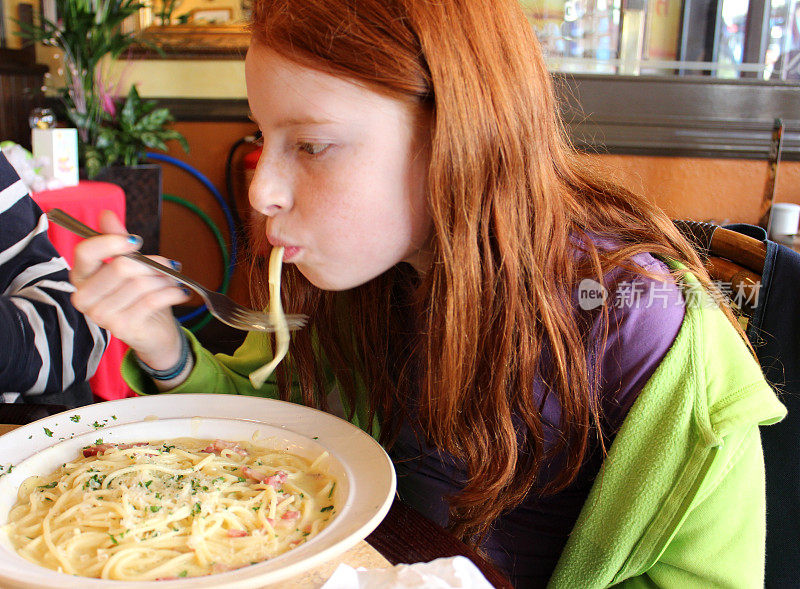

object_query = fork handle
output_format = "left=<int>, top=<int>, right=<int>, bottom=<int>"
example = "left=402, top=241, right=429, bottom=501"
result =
left=46, top=208, right=206, bottom=292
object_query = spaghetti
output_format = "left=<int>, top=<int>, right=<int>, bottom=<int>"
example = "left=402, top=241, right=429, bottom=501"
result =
left=4, top=437, right=337, bottom=580
left=250, top=246, right=290, bottom=389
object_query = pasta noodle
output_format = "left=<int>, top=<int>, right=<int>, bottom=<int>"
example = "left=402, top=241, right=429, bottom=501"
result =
left=250, top=246, right=290, bottom=389
left=4, top=437, right=337, bottom=581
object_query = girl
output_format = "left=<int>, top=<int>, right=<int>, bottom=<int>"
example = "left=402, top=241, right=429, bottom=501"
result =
left=70, top=0, right=785, bottom=586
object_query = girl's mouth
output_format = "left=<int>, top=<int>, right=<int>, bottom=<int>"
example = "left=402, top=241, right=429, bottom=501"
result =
left=281, top=246, right=301, bottom=262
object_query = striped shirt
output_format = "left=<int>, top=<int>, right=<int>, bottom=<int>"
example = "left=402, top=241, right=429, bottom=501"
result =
left=0, top=153, right=107, bottom=401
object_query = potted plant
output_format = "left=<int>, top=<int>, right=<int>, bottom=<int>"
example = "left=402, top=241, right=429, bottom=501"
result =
left=16, top=0, right=189, bottom=254
left=90, top=84, right=189, bottom=254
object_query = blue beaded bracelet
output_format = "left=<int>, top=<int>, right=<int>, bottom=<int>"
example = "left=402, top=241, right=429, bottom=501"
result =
left=135, top=329, right=190, bottom=381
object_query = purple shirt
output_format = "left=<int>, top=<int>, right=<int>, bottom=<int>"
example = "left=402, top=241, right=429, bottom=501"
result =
left=391, top=252, right=685, bottom=587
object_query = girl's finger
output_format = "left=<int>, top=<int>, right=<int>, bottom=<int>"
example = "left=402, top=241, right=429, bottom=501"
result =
left=75, top=273, right=177, bottom=322
left=96, top=286, right=190, bottom=346
left=71, top=253, right=175, bottom=312
left=97, top=209, right=128, bottom=235
left=70, top=233, right=143, bottom=284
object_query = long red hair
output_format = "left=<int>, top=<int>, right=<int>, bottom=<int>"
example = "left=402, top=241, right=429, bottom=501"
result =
left=248, top=0, right=729, bottom=543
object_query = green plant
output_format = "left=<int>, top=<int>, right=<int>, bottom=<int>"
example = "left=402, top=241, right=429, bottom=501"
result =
left=156, top=0, right=184, bottom=25
left=16, top=0, right=187, bottom=177
left=85, top=86, right=189, bottom=178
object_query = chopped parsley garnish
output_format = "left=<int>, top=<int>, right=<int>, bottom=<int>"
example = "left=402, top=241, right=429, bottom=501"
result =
left=84, top=474, right=105, bottom=490
left=149, top=505, right=162, bottom=512
left=43, top=428, right=53, bottom=437
left=178, top=571, right=187, bottom=577
left=92, top=421, right=104, bottom=429
left=192, top=502, right=202, bottom=514
left=109, top=533, right=118, bottom=545
left=95, top=438, right=103, bottom=445
left=111, top=415, right=117, bottom=420
left=320, top=505, right=334, bottom=512
left=37, top=481, right=58, bottom=489
left=328, top=483, right=336, bottom=498
left=70, top=415, right=81, bottom=423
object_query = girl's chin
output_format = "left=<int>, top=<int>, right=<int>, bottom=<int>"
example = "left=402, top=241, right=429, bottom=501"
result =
left=298, top=265, right=375, bottom=292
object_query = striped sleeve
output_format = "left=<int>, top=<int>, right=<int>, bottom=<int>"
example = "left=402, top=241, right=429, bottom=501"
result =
left=0, top=152, right=108, bottom=397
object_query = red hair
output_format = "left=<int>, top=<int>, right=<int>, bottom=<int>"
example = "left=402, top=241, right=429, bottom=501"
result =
left=248, top=0, right=730, bottom=543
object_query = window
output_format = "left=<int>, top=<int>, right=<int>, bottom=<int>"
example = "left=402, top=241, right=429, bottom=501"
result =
left=520, top=0, right=800, bottom=79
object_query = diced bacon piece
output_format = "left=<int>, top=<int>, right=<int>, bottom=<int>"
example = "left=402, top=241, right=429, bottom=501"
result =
left=202, top=440, right=247, bottom=456
left=118, top=442, right=149, bottom=451
left=281, top=510, right=300, bottom=521
left=83, top=444, right=113, bottom=457
left=227, top=529, right=248, bottom=537
left=241, top=466, right=266, bottom=482
left=82, top=442, right=148, bottom=457
left=264, top=471, right=287, bottom=488
left=241, top=467, right=287, bottom=489
left=259, top=519, right=277, bottom=534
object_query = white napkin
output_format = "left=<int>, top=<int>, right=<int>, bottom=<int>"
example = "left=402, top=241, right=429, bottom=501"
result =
left=320, top=555, right=495, bottom=589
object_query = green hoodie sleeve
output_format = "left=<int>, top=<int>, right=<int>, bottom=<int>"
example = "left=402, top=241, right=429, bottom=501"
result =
left=121, top=328, right=378, bottom=436
left=626, top=424, right=768, bottom=588
left=121, top=329, right=286, bottom=399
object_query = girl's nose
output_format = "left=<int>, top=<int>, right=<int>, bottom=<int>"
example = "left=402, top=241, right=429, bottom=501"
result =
left=248, top=153, right=293, bottom=216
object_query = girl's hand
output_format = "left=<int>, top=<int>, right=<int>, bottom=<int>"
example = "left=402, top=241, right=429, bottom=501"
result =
left=69, top=210, right=190, bottom=371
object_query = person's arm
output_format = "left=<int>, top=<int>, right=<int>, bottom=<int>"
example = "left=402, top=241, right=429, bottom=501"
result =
left=622, top=425, right=767, bottom=588
left=0, top=153, right=108, bottom=397
left=122, top=328, right=295, bottom=400
left=121, top=328, right=377, bottom=436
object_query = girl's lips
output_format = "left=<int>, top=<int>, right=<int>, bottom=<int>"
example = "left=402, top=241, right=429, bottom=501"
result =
left=267, top=236, right=301, bottom=261
left=281, top=246, right=301, bottom=262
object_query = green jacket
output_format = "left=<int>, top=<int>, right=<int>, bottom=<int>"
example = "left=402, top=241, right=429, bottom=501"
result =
left=548, top=293, right=785, bottom=588
left=122, top=293, right=785, bottom=587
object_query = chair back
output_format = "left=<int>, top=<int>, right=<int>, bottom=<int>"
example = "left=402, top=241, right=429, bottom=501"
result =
left=673, top=220, right=766, bottom=316
left=675, top=220, right=800, bottom=589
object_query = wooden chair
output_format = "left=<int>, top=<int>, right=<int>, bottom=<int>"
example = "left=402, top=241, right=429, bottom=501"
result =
left=673, top=220, right=767, bottom=317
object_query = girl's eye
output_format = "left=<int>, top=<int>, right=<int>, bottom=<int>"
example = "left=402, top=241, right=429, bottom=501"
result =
left=298, top=142, right=329, bottom=156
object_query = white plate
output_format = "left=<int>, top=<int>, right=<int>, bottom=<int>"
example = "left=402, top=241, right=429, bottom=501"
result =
left=0, top=394, right=396, bottom=588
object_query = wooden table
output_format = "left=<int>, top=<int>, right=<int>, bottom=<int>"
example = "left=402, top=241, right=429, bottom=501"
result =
left=0, top=420, right=512, bottom=588
left=367, top=499, right=513, bottom=588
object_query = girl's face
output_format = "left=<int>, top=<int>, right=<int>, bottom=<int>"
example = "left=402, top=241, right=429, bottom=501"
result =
left=245, top=42, right=433, bottom=291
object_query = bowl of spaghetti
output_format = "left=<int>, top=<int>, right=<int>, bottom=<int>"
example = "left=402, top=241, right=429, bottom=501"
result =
left=0, top=395, right=395, bottom=588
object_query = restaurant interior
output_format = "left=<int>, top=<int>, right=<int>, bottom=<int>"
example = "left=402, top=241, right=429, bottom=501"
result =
left=1, top=0, right=799, bottom=587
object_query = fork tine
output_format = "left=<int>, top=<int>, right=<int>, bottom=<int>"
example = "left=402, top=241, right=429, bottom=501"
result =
left=219, top=307, right=306, bottom=332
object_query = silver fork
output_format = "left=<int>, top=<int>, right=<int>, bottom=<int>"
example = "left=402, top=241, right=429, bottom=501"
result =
left=46, top=208, right=307, bottom=333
